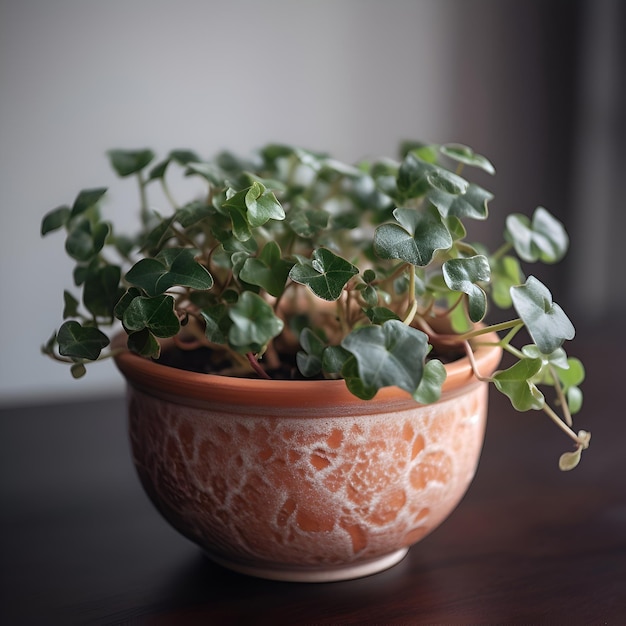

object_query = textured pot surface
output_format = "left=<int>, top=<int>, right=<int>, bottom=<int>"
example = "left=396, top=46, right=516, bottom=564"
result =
left=114, top=335, right=501, bottom=582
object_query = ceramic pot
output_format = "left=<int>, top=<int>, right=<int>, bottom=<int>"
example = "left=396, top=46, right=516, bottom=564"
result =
left=113, top=333, right=501, bottom=582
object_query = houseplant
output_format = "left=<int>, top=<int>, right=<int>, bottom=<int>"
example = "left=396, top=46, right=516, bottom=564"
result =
left=41, top=141, right=588, bottom=581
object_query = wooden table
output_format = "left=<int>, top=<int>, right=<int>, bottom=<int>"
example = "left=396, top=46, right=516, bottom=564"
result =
left=2, top=320, right=624, bottom=624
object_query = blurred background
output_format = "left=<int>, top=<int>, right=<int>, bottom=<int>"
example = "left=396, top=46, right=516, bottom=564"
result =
left=1, top=0, right=624, bottom=407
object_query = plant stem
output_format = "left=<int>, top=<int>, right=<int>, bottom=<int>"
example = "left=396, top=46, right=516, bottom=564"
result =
left=542, top=403, right=587, bottom=446
left=458, top=319, right=523, bottom=342
left=403, top=268, right=417, bottom=324
left=490, top=242, right=513, bottom=261
left=246, top=352, right=271, bottom=379
left=549, top=364, right=573, bottom=427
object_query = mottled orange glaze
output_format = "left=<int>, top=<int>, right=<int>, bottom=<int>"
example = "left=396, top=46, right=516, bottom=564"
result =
left=115, top=333, right=501, bottom=581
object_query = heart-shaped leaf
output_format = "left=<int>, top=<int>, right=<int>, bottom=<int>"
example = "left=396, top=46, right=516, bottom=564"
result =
left=442, top=255, right=491, bottom=322
left=412, top=359, right=446, bottom=404
left=341, top=319, right=431, bottom=399
left=428, top=182, right=493, bottom=220
left=227, top=292, right=284, bottom=354
left=65, top=219, right=110, bottom=262
left=440, top=143, right=496, bottom=175
left=510, top=276, right=575, bottom=354
left=505, top=206, right=569, bottom=263
left=127, top=328, right=161, bottom=358
left=107, top=149, right=155, bottom=177
left=296, top=328, right=326, bottom=377
left=289, top=248, right=359, bottom=301
left=492, top=358, right=545, bottom=411
left=70, top=187, right=108, bottom=218
left=57, top=320, right=110, bottom=360
left=41, top=205, right=71, bottom=235
left=374, top=205, right=453, bottom=267
left=125, top=248, right=213, bottom=296
left=200, top=304, right=230, bottom=344
left=83, top=264, right=123, bottom=319
left=239, top=241, right=294, bottom=297
left=123, top=294, right=180, bottom=338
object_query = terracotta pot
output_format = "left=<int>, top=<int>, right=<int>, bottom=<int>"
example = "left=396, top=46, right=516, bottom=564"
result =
left=113, top=332, right=501, bottom=582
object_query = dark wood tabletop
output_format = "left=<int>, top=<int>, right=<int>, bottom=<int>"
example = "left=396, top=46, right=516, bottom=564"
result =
left=2, top=318, right=625, bottom=625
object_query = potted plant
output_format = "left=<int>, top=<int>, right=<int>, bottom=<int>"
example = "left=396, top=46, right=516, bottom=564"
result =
left=41, top=141, right=588, bottom=582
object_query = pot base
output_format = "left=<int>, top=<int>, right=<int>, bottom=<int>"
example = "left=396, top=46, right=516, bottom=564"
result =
left=205, top=548, right=410, bottom=583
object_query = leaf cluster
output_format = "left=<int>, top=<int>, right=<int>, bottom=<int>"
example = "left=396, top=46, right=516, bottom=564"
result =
left=41, top=142, right=588, bottom=469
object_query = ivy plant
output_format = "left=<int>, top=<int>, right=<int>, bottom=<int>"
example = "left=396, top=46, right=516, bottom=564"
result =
left=41, top=142, right=589, bottom=470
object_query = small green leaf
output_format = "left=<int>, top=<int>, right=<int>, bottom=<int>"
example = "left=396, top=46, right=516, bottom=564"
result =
left=289, top=248, right=359, bottom=301
left=41, top=205, right=71, bottom=235
left=125, top=248, right=213, bottom=296
left=239, top=241, right=294, bottom=297
left=429, top=183, right=492, bottom=220
left=123, top=294, right=180, bottom=338
left=56, top=321, right=110, bottom=360
left=83, top=265, right=123, bottom=318
left=70, top=363, right=87, bottom=379
left=559, top=447, right=582, bottom=471
left=321, top=345, right=351, bottom=375
left=341, top=319, right=430, bottom=399
left=107, top=149, right=155, bottom=177
left=71, top=187, right=107, bottom=218
left=505, top=207, right=569, bottom=263
left=511, top=276, right=575, bottom=354
left=492, top=358, right=545, bottom=411
left=440, top=143, right=495, bottom=175
left=227, top=292, right=284, bottom=354
left=296, top=328, right=326, bottom=377
left=413, top=359, right=446, bottom=404
left=491, top=255, right=524, bottom=308
left=244, top=181, right=286, bottom=227
left=200, top=304, right=230, bottom=344
left=64, top=219, right=110, bottom=262
left=127, top=328, right=161, bottom=358
left=374, top=205, right=453, bottom=267
left=442, top=255, right=490, bottom=322
left=63, top=290, right=80, bottom=319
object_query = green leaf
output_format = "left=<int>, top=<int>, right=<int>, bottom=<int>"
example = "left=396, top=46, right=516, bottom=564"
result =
left=373, top=205, right=453, bottom=266
left=244, top=181, right=286, bottom=227
left=63, top=290, right=80, bottom=319
left=107, top=149, right=155, bottom=177
left=122, top=294, right=180, bottom=338
left=559, top=447, right=582, bottom=471
left=41, top=205, right=71, bottom=235
left=505, top=206, right=569, bottom=263
left=200, top=304, right=230, bottom=344
left=365, top=307, right=401, bottom=324
left=321, top=345, right=351, bottom=375
left=428, top=182, right=492, bottom=220
left=56, top=320, right=110, bottom=360
left=127, top=328, right=161, bottom=358
left=442, top=255, right=491, bottom=322
left=492, top=358, right=545, bottom=411
left=296, top=328, right=326, bottom=377
left=227, top=291, right=284, bottom=354
left=412, top=359, right=446, bottom=404
left=491, top=255, right=524, bottom=308
left=83, top=265, right=123, bottom=318
left=70, top=187, right=107, bottom=218
left=239, top=241, right=294, bottom=297
left=125, top=248, right=213, bottom=296
left=440, top=143, right=495, bottom=175
left=341, top=319, right=431, bottom=399
left=511, top=276, right=575, bottom=354
left=64, top=219, right=110, bottom=262
left=397, top=152, right=435, bottom=198
left=113, top=287, right=142, bottom=321
left=289, top=248, right=359, bottom=301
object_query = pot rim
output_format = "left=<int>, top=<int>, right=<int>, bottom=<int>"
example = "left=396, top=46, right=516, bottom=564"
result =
left=112, top=330, right=502, bottom=411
